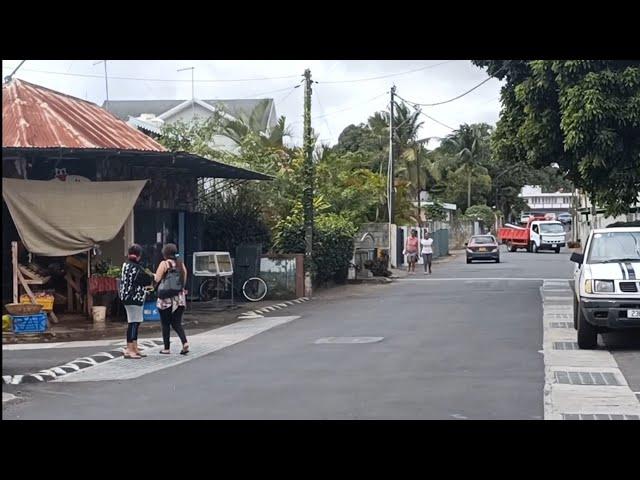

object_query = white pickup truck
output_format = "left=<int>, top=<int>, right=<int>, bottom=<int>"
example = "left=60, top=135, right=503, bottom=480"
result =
left=570, top=226, right=640, bottom=349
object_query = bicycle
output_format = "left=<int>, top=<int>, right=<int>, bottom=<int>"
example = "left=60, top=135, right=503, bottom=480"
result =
left=241, top=276, right=268, bottom=302
left=198, top=276, right=232, bottom=302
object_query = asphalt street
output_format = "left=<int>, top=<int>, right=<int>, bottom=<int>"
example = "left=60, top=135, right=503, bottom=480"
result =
left=3, top=247, right=639, bottom=419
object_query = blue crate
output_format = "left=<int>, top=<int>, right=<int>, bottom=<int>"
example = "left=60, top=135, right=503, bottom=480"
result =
left=12, top=312, right=48, bottom=334
left=142, top=301, right=160, bottom=321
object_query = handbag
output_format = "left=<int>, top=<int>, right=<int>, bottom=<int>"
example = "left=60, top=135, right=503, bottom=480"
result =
left=157, top=260, right=184, bottom=299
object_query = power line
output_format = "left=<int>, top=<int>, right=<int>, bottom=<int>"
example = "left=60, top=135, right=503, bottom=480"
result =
left=314, top=89, right=334, bottom=140
left=417, top=110, right=456, bottom=131
left=396, top=65, right=505, bottom=107
left=312, top=92, right=388, bottom=120
left=10, top=67, right=301, bottom=84
left=237, top=85, right=300, bottom=100
left=319, top=61, right=453, bottom=84
left=5, top=61, right=452, bottom=86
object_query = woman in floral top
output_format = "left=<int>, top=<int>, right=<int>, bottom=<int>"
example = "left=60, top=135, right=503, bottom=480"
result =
left=154, top=243, right=189, bottom=355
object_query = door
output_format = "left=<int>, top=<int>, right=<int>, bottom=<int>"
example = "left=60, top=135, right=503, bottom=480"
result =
left=531, top=224, right=541, bottom=247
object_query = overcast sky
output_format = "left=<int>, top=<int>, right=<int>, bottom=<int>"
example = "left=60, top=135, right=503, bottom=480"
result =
left=2, top=60, right=503, bottom=148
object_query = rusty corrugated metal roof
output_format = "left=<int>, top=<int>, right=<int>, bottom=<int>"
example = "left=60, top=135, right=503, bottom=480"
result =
left=2, top=79, right=167, bottom=152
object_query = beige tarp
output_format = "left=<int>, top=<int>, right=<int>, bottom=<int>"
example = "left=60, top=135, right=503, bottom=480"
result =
left=2, top=178, right=147, bottom=257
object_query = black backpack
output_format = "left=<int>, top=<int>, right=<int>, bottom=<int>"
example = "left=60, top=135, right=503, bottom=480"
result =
left=157, top=260, right=184, bottom=299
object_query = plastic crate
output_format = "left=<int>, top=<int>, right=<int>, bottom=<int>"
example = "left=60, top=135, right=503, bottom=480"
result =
left=20, top=294, right=54, bottom=311
left=12, top=312, right=48, bottom=334
left=142, top=301, right=160, bottom=321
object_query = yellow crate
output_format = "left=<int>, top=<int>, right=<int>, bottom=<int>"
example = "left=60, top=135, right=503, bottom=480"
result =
left=20, top=294, right=54, bottom=311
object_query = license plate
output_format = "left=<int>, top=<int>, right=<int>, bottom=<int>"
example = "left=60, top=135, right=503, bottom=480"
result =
left=628, top=310, right=640, bottom=319
left=479, top=248, right=487, bottom=252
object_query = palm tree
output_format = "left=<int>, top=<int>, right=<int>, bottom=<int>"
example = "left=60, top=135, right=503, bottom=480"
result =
left=442, top=123, right=493, bottom=210
left=221, top=100, right=291, bottom=150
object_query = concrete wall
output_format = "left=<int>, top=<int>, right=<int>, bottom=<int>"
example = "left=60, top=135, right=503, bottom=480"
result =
left=354, top=223, right=390, bottom=250
left=449, top=219, right=476, bottom=249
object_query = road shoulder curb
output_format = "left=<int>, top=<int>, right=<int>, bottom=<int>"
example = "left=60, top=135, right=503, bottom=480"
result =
left=2, top=339, right=164, bottom=385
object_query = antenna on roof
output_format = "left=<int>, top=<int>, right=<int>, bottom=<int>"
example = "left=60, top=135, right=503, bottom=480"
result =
left=93, top=60, right=110, bottom=111
left=4, top=60, right=26, bottom=84
left=177, top=66, right=196, bottom=119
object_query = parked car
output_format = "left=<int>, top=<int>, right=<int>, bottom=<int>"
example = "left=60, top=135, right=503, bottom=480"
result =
left=570, top=226, right=640, bottom=349
left=558, top=212, right=572, bottom=224
left=466, top=235, right=500, bottom=263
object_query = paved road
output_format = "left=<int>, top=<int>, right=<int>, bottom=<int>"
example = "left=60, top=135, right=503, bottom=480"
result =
left=3, top=247, right=637, bottom=419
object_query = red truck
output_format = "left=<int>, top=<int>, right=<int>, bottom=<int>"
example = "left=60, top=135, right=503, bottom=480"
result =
left=498, top=219, right=566, bottom=253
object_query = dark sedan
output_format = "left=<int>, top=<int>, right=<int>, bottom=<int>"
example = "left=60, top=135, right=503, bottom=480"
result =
left=466, top=235, right=500, bottom=263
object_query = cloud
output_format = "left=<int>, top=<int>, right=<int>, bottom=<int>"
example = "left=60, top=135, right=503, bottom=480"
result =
left=2, top=60, right=503, bottom=146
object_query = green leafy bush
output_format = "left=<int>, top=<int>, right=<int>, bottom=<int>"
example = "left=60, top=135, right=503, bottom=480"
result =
left=273, top=203, right=356, bottom=285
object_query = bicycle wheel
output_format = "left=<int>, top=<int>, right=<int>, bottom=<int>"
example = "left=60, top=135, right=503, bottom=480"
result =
left=199, top=278, right=218, bottom=302
left=242, top=277, right=267, bottom=302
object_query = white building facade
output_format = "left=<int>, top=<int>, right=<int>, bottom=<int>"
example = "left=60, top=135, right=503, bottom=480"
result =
left=519, top=185, right=572, bottom=212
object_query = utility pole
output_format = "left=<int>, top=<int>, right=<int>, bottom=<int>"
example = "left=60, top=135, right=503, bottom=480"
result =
left=388, top=85, right=396, bottom=225
left=303, top=69, right=314, bottom=297
left=387, top=86, right=396, bottom=266
left=93, top=61, right=109, bottom=110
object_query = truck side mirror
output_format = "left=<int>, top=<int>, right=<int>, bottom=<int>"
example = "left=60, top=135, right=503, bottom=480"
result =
left=570, top=252, right=584, bottom=264
left=464, top=242, right=468, bottom=247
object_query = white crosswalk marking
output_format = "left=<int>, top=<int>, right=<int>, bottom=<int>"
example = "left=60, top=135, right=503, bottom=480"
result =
left=56, top=316, right=300, bottom=383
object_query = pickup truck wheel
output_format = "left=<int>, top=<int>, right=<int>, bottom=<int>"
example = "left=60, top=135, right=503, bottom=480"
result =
left=577, top=305, right=598, bottom=349
left=531, top=242, right=538, bottom=253
left=554, top=246, right=561, bottom=253
left=573, top=296, right=579, bottom=330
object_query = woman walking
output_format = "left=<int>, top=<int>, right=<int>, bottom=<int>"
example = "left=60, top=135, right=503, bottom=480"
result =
left=404, top=229, right=420, bottom=274
left=154, top=243, right=189, bottom=355
left=421, top=231, right=434, bottom=275
left=119, top=244, right=154, bottom=359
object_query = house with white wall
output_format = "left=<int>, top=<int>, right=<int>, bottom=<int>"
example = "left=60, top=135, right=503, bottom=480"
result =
left=519, top=185, right=572, bottom=213
left=104, top=98, right=278, bottom=154
left=574, top=192, right=640, bottom=243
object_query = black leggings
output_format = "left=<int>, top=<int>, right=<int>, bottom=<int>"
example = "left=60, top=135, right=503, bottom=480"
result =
left=159, top=306, right=187, bottom=350
left=126, top=322, right=140, bottom=342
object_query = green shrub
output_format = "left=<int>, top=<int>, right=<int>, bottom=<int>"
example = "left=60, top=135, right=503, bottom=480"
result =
left=273, top=208, right=356, bottom=285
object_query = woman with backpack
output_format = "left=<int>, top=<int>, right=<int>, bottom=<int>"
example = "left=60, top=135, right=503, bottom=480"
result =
left=119, top=244, right=154, bottom=359
left=154, top=243, right=190, bottom=355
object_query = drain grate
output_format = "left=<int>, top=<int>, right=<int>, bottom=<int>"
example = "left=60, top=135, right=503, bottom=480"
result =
left=550, top=322, right=573, bottom=328
left=562, top=414, right=640, bottom=420
left=314, top=337, right=384, bottom=344
left=553, top=341, right=579, bottom=350
left=554, top=371, right=622, bottom=386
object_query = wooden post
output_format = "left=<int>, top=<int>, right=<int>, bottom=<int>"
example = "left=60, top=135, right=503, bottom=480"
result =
left=12, top=241, right=18, bottom=303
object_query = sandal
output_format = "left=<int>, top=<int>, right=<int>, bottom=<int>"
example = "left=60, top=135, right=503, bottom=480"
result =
left=124, top=353, right=142, bottom=359
left=159, top=350, right=171, bottom=355
left=180, top=344, right=190, bottom=355
left=136, top=352, right=147, bottom=357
